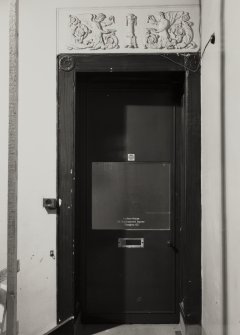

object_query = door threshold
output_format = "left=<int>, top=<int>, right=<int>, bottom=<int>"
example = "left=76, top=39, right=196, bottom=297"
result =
left=76, top=323, right=182, bottom=335
left=46, top=316, right=182, bottom=335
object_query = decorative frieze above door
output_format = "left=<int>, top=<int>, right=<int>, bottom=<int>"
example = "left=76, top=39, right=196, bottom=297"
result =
left=57, top=6, right=200, bottom=54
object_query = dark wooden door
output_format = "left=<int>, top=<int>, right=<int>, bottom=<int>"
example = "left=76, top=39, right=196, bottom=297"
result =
left=76, top=72, right=182, bottom=323
left=58, top=55, right=201, bottom=326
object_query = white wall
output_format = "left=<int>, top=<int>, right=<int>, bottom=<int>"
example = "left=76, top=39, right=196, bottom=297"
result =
left=201, top=2, right=224, bottom=334
left=201, top=1, right=240, bottom=335
left=225, top=1, right=240, bottom=334
left=2, top=1, right=201, bottom=335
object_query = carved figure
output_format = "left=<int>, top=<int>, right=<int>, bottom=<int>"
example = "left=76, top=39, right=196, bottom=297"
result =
left=66, top=10, right=198, bottom=52
left=91, top=13, right=119, bottom=50
left=145, top=11, right=197, bottom=50
left=125, top=14, right=138, bottom=48
left=146, top=12, right=170, bottom=49
left=68, top=15, right=93, bottom=49
left=68, top=13, right=119, bottom=51
left=169, top=13, right=197, bottom=49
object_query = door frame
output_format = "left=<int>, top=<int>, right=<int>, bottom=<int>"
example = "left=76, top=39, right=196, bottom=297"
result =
left=57, top=54, right=201, bottom=325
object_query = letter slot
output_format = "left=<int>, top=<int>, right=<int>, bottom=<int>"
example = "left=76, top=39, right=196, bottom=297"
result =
left=118, top=238, right=144, bottom=248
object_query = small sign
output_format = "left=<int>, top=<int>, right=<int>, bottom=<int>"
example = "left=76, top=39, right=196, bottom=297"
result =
left=128, top=153, right=135, bottom=161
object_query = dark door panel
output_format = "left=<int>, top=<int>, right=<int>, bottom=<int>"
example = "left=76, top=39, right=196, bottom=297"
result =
left=86, top=231, right=175, bottom=314
left=76, top=72, right=181, bottom=323
left=86, top=87, right=174, bottom=162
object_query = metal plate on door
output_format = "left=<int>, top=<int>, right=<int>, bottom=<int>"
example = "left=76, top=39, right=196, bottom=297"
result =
left=128, top=153, right=135, bottom=161
left=92, top=162, right=171, bottom=230
left=118, top=237, right=144, bottom=248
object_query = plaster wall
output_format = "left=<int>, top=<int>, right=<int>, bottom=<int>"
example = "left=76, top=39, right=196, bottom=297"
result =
left=201, top=2, right=223, bottom=335
left=224, top=1, right=240, bottom=334
left=201, top=1, right=240, bottom=335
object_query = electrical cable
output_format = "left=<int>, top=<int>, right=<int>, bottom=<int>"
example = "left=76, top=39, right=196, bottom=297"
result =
left=158, top=33, right=215, bottom=72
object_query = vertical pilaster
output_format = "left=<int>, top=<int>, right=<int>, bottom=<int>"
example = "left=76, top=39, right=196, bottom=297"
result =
left=7, top=0, right=19, bottom=334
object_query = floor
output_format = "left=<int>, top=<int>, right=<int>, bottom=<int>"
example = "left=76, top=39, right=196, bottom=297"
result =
left=50, top=319, right=182, bottom=335
left=91, top=324, right=181, bottom=335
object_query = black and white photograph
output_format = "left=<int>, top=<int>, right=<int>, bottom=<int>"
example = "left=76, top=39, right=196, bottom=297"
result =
left=0, top=0, right=237, bottom=335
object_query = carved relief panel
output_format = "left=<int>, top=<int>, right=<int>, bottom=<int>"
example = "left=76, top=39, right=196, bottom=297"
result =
left=57, top=6, right=200, bottom=54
